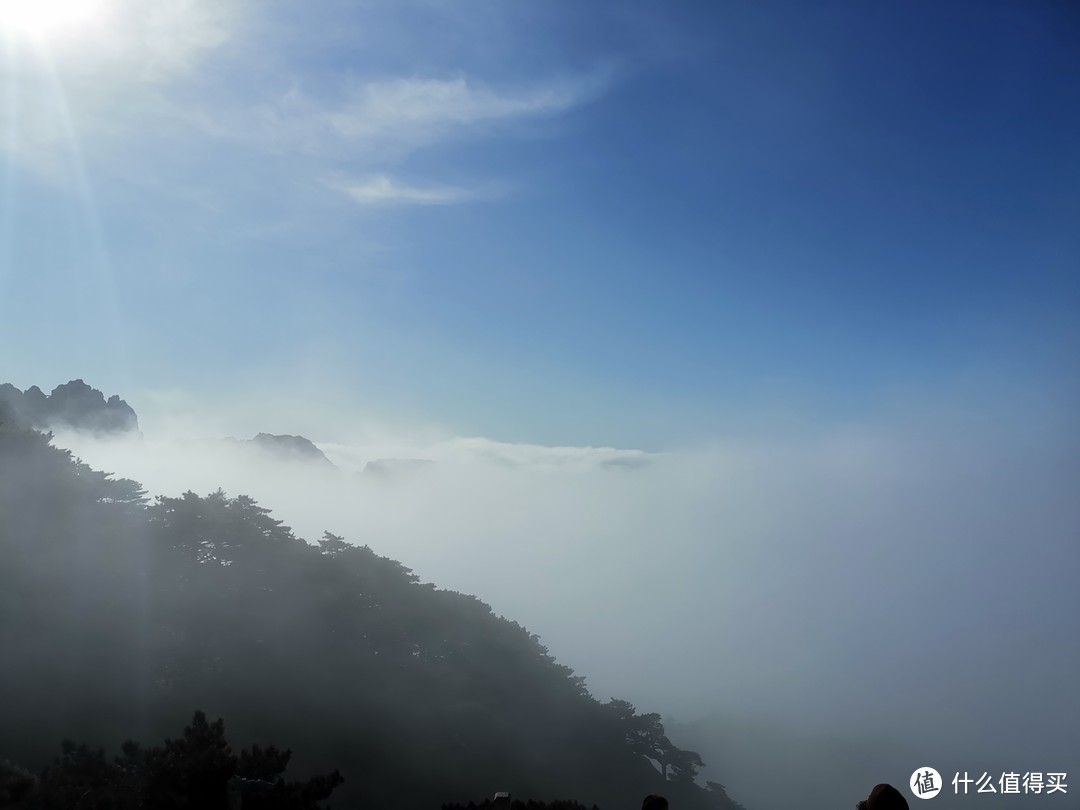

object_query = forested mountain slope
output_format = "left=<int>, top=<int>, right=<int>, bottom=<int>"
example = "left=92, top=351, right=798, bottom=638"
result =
left=0, top=401, right=744, bottom=810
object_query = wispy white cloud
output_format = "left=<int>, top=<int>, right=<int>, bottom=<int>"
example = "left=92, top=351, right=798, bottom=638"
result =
left=328, top=175, right=470, bottom=207
left=2, top=1, right=613, bottom=209
left=218, top=70, right=614, bottom=161
left=96, top=0, right=234, bottom=81
left=324, top=174, right=503, bottom=207
left=329, top=72, right=609, bottom=154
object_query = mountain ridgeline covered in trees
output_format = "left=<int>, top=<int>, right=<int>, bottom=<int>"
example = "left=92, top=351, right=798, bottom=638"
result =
left=0, top=394, right=746, bottom=810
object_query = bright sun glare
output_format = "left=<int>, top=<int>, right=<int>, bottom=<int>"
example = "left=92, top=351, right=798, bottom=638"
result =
left=0, top=0, right=100, bottom=36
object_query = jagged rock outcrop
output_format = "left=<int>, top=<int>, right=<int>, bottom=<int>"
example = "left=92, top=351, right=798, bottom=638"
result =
left=0, top=380, right=138, bottom=434
left=248, top=433, right=335, bottom=467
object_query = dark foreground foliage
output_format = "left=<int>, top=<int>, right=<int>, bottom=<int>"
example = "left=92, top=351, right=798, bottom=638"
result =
left=0, top=397, right=744, bottom=810
left=442, top=801, right=599, bottom=810
left=0, top=711, right=342, bottom=809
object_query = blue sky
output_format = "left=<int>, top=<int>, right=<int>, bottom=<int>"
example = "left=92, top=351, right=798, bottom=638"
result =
left=1, top=0, right=1077, bottom=448
left=5, top=1, right=1080, bottom=771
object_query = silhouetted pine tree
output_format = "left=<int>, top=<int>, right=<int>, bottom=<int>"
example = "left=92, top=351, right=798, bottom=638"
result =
left=0, top=408, right=746, bottom=810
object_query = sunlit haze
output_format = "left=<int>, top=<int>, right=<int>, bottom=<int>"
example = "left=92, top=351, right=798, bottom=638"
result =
left=0, top=0, right=102, bottom=36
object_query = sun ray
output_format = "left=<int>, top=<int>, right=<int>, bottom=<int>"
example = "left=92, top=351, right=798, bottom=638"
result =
left=0, top=0, right=102, bottom=37
left=35, top=39, right=133, bottom=386
left=0, top=32, right=20, bottom=315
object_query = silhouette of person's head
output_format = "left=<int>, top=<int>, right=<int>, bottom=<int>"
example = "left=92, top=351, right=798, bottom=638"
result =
left=643, top=795, right=669, bottom=810
left=857, top=784, right=909, bottom=810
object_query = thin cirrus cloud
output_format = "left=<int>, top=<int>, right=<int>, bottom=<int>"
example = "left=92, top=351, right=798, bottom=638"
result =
left=325, top=175, right=502, bottom=207
left=3, top=0, right=614, bottom=211
left=262, top=71, right=612, bottom=207
left=327, top=72, right=611, bottom=154
left=231, top=69, right=615, bottom=162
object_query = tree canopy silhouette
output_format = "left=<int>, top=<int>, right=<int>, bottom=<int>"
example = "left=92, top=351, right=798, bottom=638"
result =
left=2, top=710, right=341, bottom=809
left=0, top=396, right=745, bottom=810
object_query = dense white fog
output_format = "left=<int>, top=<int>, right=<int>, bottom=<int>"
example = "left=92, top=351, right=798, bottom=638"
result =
left=47, top=379, right=1080, bottom=791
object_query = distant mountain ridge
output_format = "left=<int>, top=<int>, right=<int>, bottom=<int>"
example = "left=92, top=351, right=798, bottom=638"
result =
left=0, top=381, right=342, bottom=469
left=0, top=380, right=139, bottom=434
left=225, top=433, right=337, bottom=468
left=1, top=381, right=655, bottom=483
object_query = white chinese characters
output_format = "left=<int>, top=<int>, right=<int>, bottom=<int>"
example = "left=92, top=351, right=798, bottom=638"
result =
left=950, top=772, right=1068, bottom=796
